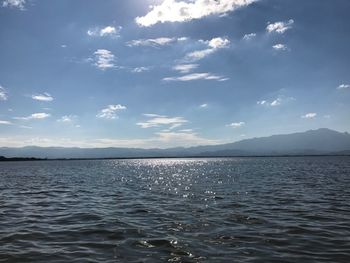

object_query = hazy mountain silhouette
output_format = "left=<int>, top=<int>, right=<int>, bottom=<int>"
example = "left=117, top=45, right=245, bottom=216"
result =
left=186, top=128, right=350, bottom=155
left=1, top=128, right=350, bottom=159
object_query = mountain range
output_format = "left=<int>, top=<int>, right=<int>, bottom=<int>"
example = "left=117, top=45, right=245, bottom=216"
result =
left=1, top=128, right=350, bottom=159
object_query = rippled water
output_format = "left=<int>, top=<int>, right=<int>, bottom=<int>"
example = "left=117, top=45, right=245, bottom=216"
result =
left=0, top=157, right=350, bottom=262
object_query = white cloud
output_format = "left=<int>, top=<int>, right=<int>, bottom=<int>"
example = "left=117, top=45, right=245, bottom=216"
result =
left=301, top=113, right=317, bottom=119
left=207, top=37, right=230, bottom=49
left=178, top=37, right=188, bottom=41
left=126, top=37, right=185, bottom=47
left=100, top=26, right=119, bottom=36
left=163, top=72, right=227, bottom=82
left=257, top=100, right=267, bottom=105
left=270, top=99, right=281, bottom=106
left=199, top=103, right=208, bottom=108
left=184, top=37, right=230, bottom=61
left=173, top=64, right=199, bottom=73
left=266, top=19, right=294, bottom=34
left=31, top=92, right=53, bottom=102
left=57, top=115, right=77, bottom=123
left=257, top=96, right=294, bottom=107
left=337, top=84, right=350, bottom=90
left=0, top=120, right=12, bottom=125
left=2, top=0, right=25, bottom=10
left=93, top=49, right=115, bottom=70
left=14, top=113, right=51, bottom=120
left=227, top=121, right=245, bottom=128
left=96, top=104, right=126, bottom=119
left=87, top=26, right=121, bottom=38
left=242, top=33, right=256, bottom=40
left=135, top=0, right=256, bottom=27
left=272, top=43, right=288, bottom=51
left=0, top=86, right=8, bottom=101
left=137, top=114, right=188, bottom=129
left=132, top=67, right=150, bottom=73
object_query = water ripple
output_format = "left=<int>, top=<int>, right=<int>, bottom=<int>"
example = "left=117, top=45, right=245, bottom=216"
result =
left=0, top=157, right=350, bottom=262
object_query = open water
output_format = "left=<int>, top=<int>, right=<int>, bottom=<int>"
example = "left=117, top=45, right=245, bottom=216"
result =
left=0, top=157, right=349, bottom=262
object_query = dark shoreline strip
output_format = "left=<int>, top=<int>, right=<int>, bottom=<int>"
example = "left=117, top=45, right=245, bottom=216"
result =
left=1, top=155, right=349, bottom=162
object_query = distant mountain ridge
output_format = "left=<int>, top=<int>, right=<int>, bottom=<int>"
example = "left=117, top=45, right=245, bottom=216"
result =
left=1, top=128, right=350, bottom=159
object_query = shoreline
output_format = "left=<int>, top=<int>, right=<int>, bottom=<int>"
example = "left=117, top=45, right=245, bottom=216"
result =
left=1, top=154, right=349, bottom=162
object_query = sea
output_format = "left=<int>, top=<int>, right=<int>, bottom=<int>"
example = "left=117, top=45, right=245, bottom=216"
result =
left=0, top=157, right=349, bottom=262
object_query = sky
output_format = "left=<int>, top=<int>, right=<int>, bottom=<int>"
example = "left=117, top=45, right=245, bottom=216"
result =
left=0, top=0, right=349, bottom=148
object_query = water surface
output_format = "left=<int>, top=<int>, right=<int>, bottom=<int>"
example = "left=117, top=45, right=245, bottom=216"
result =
left=1, top=157, right=350, bottom=262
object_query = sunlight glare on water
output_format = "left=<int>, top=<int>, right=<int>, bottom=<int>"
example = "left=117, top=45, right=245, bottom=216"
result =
left=1, top=157, right=350, bottom=262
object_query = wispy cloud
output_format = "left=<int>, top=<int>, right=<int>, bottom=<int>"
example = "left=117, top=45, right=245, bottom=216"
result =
left=87, top=26, right=121, bottom=38
left=154, top=131, right=219, bottom=147
left=267, top=19, right=294, bottom=34
left=0, top=86, right=8, bottom=101
left=143, top=113, right=166, bottom=118
left=163, top=72, right=228, bottom=82
left=257, top=96, right=295, bottom=107
left=301, top=113, right=317, bottom=119
left=137, top=114, right=188, bottom=129
left=270, top=99, right=281, bottom=106
left=185, top=49, right=215, bottom=61
left=93, top=49, right=115, bottom=70
left=31, top=92, right=53, bottom=102
left=19, top=125, right=32, bottom=129
left=227, top=122, right=245, bottom=128
left=256, top=98, right=282, bottom=107
left=135, top=0, right=256, bottom=27
left=14, top=113, right=51, bottom=120
left=2, top=0, right=25, bottom=10
left=0, top=133, right=220, bottom=148
left=272, top=43, right=288, bottom=51
left=126, top=37, right=186, bottom=47
left=337, top=84, right=350, bottom=90
left=184, top=37, right=230, bottom=61
left=199, top=103, right=208, bottom=108
left=132, top=67, right=150, bottom=73
left=57, top=115, right=77, bottom=123
left=172, top=64, right=199, bottom=73
left=96, top=104, right=126, bottom=119
left=242, top=33, right=256, bottom=40
left=179, top=129, right=194, bottom=132
left=0, top=120, right=12, bottom=125
left=257, top=100, right=267, bottom=106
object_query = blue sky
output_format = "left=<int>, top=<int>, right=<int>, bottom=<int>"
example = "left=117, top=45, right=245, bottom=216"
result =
left=0, top=0, right=349, bottom=148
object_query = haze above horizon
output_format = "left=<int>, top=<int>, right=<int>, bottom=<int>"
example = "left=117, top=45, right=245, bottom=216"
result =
left=0, top=0, right=349, bottom=148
